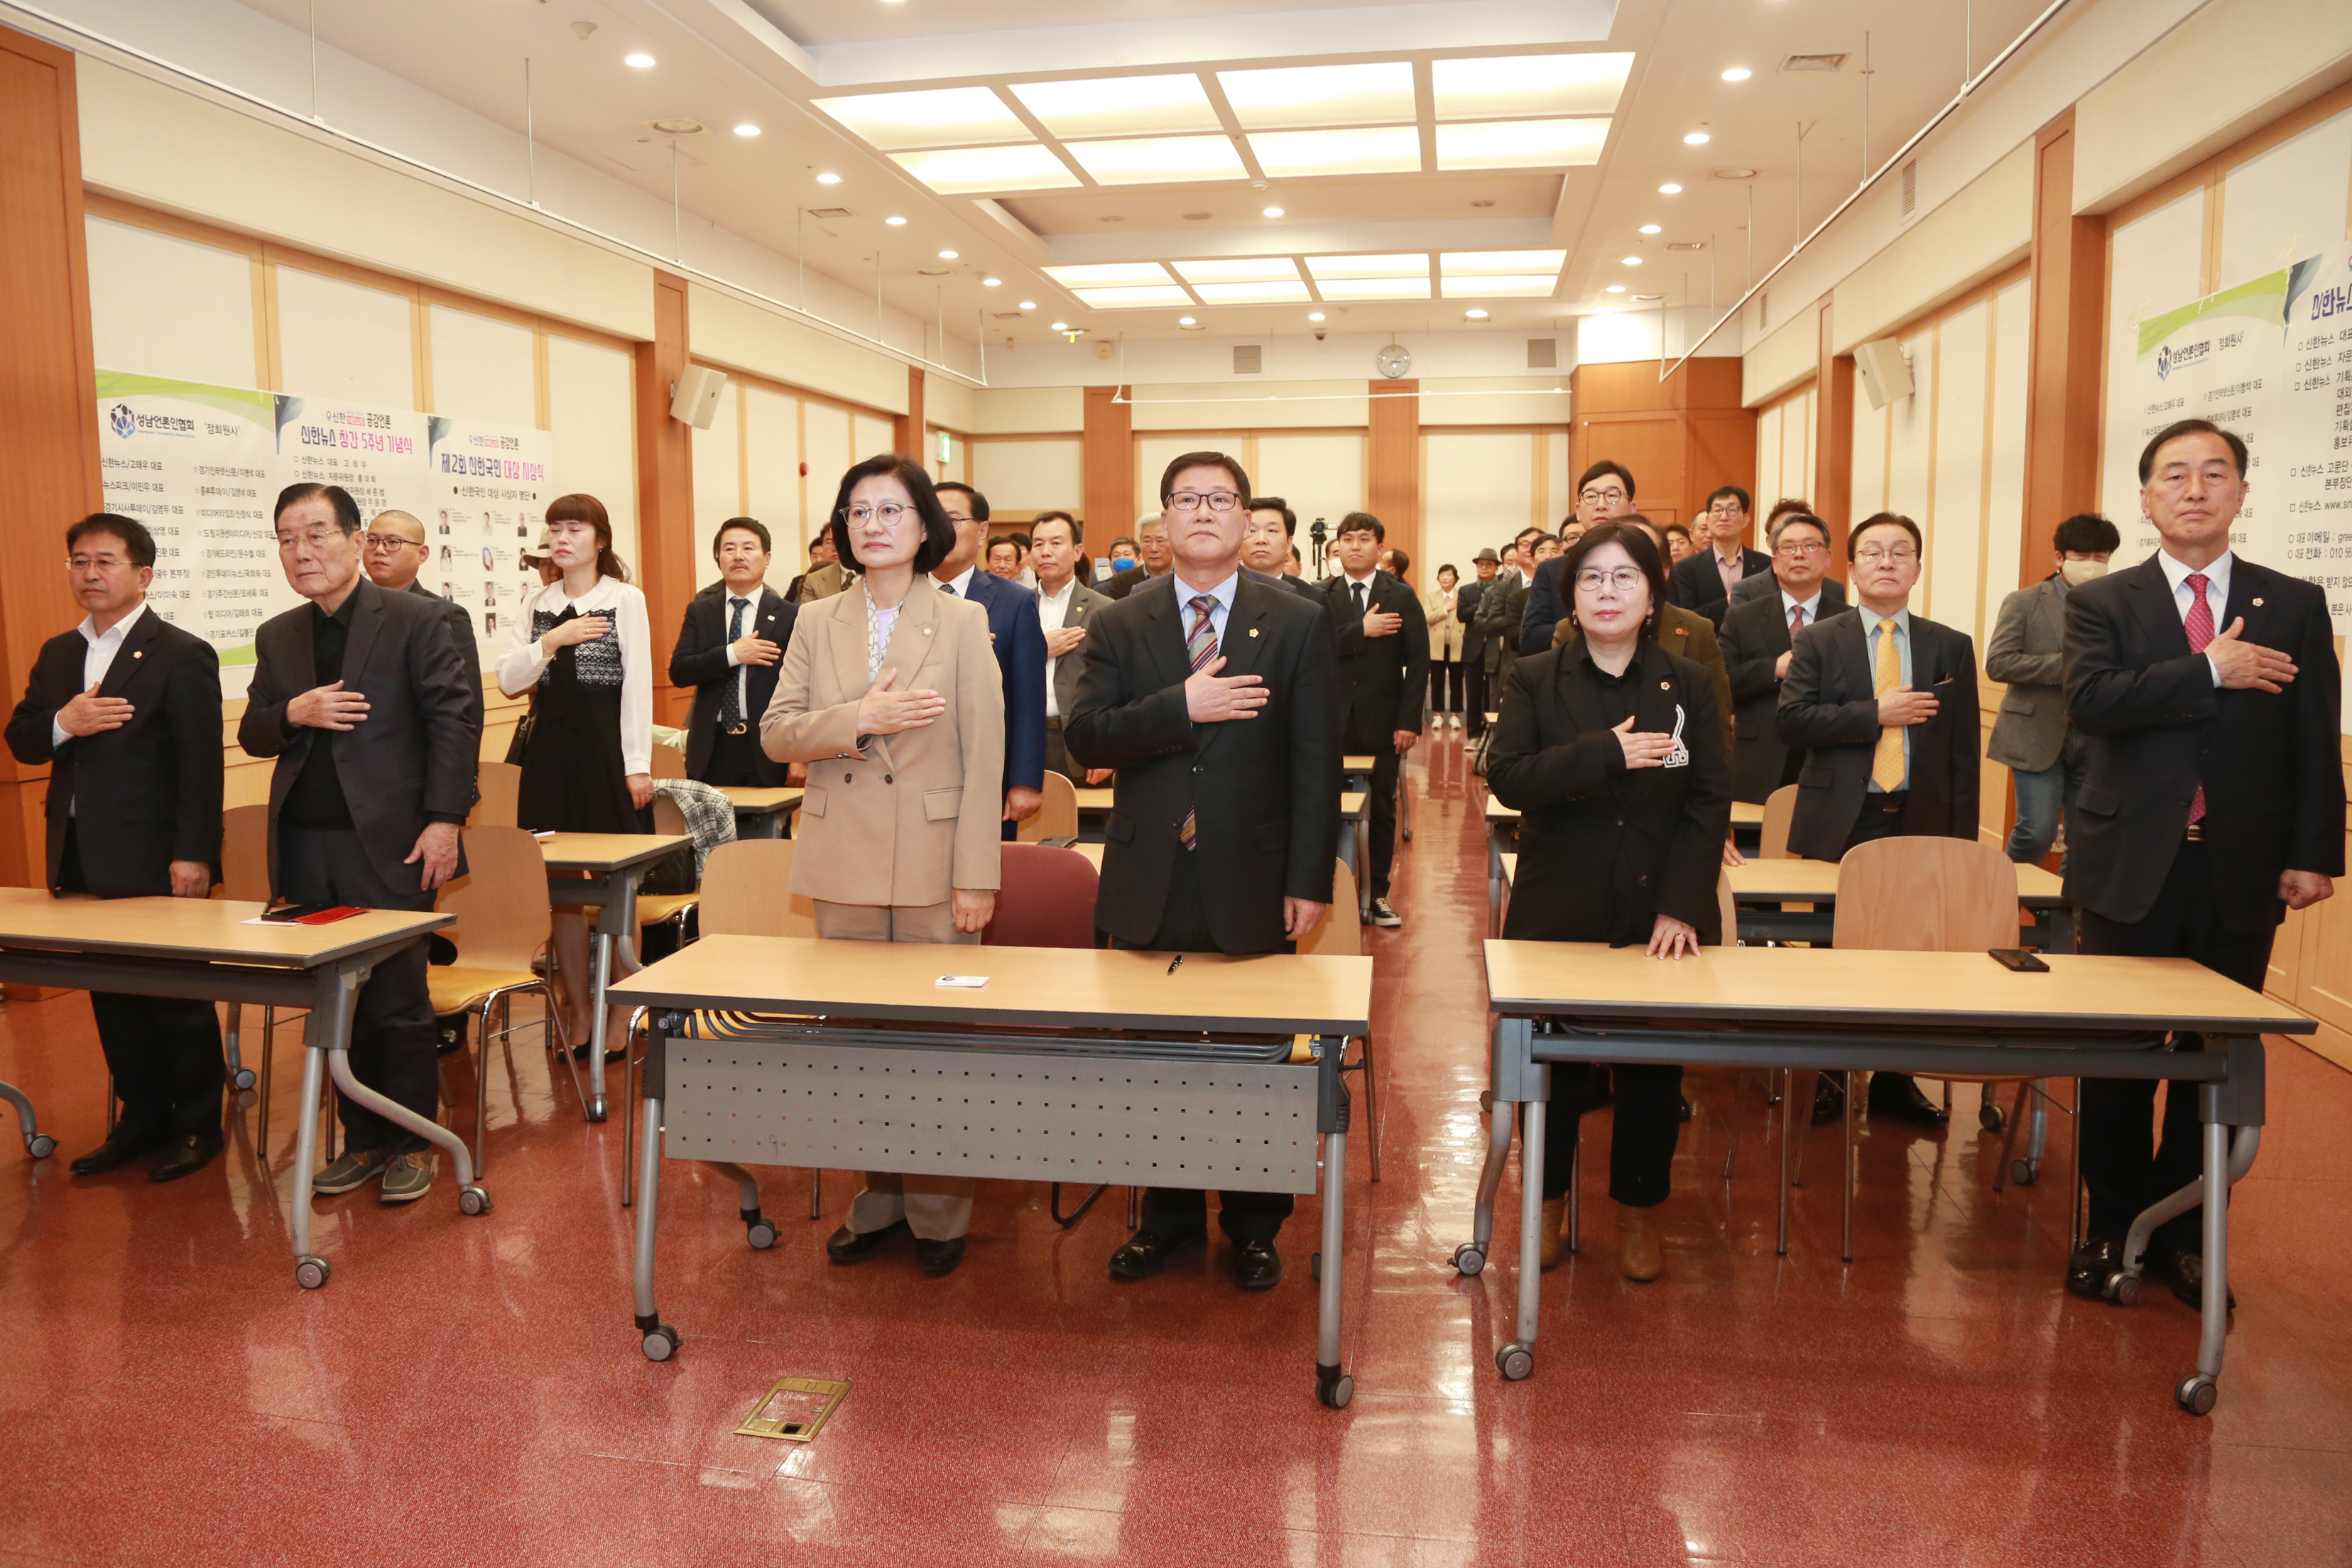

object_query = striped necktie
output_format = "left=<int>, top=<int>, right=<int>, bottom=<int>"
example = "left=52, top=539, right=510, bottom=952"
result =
left=1179, top=594, right=1219, bottom=850
left=2183, top=574, right=2214, bottom=824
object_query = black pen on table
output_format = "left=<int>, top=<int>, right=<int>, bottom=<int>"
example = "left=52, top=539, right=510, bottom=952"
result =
left=1166, top=953, right=1184, bottom=975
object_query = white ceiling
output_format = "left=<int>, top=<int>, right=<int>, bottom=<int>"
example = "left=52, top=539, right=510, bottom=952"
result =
left=225, top=0, right=2052, bottom=353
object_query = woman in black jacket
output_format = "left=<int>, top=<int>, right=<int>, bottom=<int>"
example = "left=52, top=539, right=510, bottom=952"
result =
left=1487, top=521, right=1732, bottom=1282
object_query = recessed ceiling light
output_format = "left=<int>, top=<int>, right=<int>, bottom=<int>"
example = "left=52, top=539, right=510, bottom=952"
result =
left=1307, top=312, right=1327, bottom=322
left=1183, top=211, right=1213, bottom=220
left=1712, top=168, right=1759, bottom=180
left=1431, top=53, right=1633, bottom=120
left=1018, top=300, right=1036, bottom=309
left=1262, top=205, right=1285, bottom=218
left=982, top=277, right=1001, bottom=286
left=884, top=215, right=907, bottom=225
left=1683, top=131, right=1711, bottom=145
left=1050, top=320, right=1069, bottom=330
left=1464, top=308, right=1491, bottom=320
left=1177, top=316, right=1197, bottom=325
left=816, top=172, right=842, bottom=184
left=1606, top=284, right=1626, bottom=293
left=815, top=87, right=1030, bottom=149
left=624, top=53, right=655, bottom=68
left=1010, top=75, right=1222, bottom=139
left=1638, top=224, right=1661, bottom=234
left=1658, top=183, right=1683, bottom=194
left=1622, top=255, right=1643, bottom=265
left=888, top=146, right=1079, bottom=194
left=938, top=249, right=959, bottom=259
left=734, top=124, right=760, bottom=137
left=1218, top=62, right=1415, bottom=129
left=1721, top=67, right=1752, bottom=82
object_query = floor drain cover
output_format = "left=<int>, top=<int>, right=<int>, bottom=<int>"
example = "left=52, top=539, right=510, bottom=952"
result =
left=735, top=1376, right=851, bottom=1442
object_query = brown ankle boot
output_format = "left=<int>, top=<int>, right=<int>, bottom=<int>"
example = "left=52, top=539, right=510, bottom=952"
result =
left=1616, top=1202, right=1662, bottom=1282
left=1540, top=1197, right=1567, bottom=1270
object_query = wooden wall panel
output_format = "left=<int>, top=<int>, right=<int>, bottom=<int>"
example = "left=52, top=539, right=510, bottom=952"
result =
left=1569, top=359, right=1755, bottom=534
left=635, top=272, right=694, bottom=726
left=1366, top=379, right=1421, bottom=565
left=1082, top=386, right=1134, bottom=536
left=894, top=366, right=925, bottom=462
left=2024, top=109, right=2106, bottom=588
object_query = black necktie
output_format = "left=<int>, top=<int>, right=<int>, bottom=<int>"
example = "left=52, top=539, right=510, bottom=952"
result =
left=1352, top=581, right=1367, bottom=615
left=939, top=580, right=957, bottom=598
left=720, top=597, right=747, bottom=727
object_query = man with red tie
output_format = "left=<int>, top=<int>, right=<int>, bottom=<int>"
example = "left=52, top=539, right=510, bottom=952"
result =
left=2062, top=419, right=2341, bottom=1308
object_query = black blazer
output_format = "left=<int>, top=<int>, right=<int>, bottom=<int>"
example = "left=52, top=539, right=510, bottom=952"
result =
left=1717, top=579, right=1849, bottom=803
left=1476, top=570, right=1528, bottom=677
left=1321, top=570, right=1430, bottom=744
left=1457, top=580, right=1490, bottom=665
left=1488, top=639, right=1731, bottom=944
left=2063, top=555, right=2343, bottom=930
left=669, top=581, right=797, bottom=785
left=1065, top=572, right=1340, bottom=954
left=1671, top=547, right=1773, bottom=626
left=238, top=578, right=477, bottom=896
left=1518, top=556, right=1571, bottom=655
left=1776, top=607, right=1979, bottom=861
left=4, top=608, right=223, bottom=896
left=405, top=581, right=485, bottom=747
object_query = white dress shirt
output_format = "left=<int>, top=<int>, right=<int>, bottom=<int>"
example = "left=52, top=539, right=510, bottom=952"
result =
left=1779, top=587, right=1824, bottom=633
left=2154, top=548, right=2233, bottom=686
left=1172, top=570, right=1239, bottom=651
left=937, top=565, right=981, bottom=601
left=1342, top=568, right=1381, bottom=616
left=496, top=575, right=655, bottom=775
left=1038, top=577, right=1078, bottom=719
left=52, top=603, right=149, bottom=807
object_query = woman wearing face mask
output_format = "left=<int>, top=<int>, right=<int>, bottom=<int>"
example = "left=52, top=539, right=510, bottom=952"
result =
left=1486, top=521, right=1731, bottom=1283
left=759, top=454, right=1005, bottom=1278
left=1986, top=511, right=2120, bottom=869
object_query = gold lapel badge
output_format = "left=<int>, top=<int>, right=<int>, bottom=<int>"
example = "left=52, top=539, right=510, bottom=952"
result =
left=1248, top=628, right=1261, bottom=638
left=2251, top=597, right=2264, bottom=607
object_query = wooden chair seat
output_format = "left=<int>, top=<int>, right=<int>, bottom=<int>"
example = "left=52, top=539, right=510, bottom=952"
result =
left=428, top=964, right=545, bottom=1017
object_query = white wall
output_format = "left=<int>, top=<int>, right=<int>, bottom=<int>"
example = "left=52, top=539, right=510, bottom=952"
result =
left=1425, top=432, right=1538, bottom=587
left=84, top=217, right=253, bottom=390
left=971, top=440, right=1084, bottom=518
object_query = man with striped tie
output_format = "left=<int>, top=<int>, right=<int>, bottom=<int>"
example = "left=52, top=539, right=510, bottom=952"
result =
left=1065, top=450, right=1341, bottom=1292
left=2062, top=420, right=2340, bottom=1308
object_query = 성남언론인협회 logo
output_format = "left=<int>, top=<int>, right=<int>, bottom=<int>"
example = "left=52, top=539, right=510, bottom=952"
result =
left=109, top=403, right=136, bottom=439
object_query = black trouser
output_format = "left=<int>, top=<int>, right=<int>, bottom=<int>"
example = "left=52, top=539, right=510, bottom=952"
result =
left=61, top=826, right=224, bottom=1139
left=1119, top=848, right=1294, bottom=1243
left=1540, top=1060, right=1682, bottom=1207
left=1045, top=721, right=1082, bottom=786
left=1464, top=661, right=1489, bottom=739
left=1841, top=797, right=1925, bottom=1102
left=278, top=825, right=440, bottom=1155
left=1428, top=659, right=1464, bottom=716
left=2078, top=839, right=2275, bottom=1253
left=698, top=726, right=768, bottom=787
left=1349, top=735, right=1403, bottom=901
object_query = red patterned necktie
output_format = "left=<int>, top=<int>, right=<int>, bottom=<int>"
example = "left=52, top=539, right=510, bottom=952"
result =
left=2183, top=572, right=2213, bottom=825
left=1179, top=594, right=1219, bottom=850
left=1788, top=603, right=1807, bottom=637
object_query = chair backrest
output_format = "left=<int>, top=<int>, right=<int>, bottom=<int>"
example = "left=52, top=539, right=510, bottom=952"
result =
left=1017, top=771, right=1080, bottom=843
left=1299, top=859, right=1361, bottom=957
left=434, top=825, right=553, bottom=974
left=1832, top=836, right=2018, bottom=953
left=650, top=741, right=687, bottom=780
left=1760, top=783, right=1799, bottom=860
left=651, top=794, right=688, bottom=840
left=983, top=844, right=1099, bottom=947
left=472, top=760, right=520, bottom=829
left=221, top=802, right=271, bottom=902
left=698, top=839, right=817, bottom=937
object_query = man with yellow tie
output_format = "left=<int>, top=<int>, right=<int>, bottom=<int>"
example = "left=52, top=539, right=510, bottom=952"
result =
left=1777, top=511, right=1981, bottom=1128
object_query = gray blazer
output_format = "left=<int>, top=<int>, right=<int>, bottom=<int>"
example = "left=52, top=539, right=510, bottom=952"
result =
left=1985, top=575, right=2068, bottom=773
left=1048, top=578, right=1115, bottom=722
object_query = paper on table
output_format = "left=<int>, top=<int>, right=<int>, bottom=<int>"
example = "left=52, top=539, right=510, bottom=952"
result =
left=935, top=974, right=989, bottom=988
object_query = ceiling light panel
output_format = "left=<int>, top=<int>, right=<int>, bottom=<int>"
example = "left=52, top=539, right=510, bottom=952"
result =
left=1432, top=52, right=1632, bottom=119
left=1217, top=62, right=1415, bottom=130
left=1249, top=126, right=1422, bottom=178
left=1314, top=277, right=1432, bottom=300
left=1173, top=258, right=1304, bottom=284
left=1305, top=253, right=1432, bottom=280
left=1441, top=273, right=1560, bottom=298
left=1044, top=262, right=1178, bottom=286
left=1065, top=135, right=1247, bottom=186
left=1073, top=285, right=1195, bottom=308
left=1440, top=249, right=1567, bottom=276
left=813, top=87, right=1028, bottom=150
left=1011, top=75, right=1222, bottom=139
left=1192, top=281, right=1312, bottom=303
left=1435, top=118, right=1608, bottom=170
left=889, top=145, right=1079, bottom=193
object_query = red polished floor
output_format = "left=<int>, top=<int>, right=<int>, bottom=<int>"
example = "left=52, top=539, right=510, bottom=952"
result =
left=2, top=734, right=2349, bottom=1567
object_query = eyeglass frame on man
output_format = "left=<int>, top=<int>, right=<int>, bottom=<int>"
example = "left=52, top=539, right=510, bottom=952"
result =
left=1167, top=490, right=1242, bottom=513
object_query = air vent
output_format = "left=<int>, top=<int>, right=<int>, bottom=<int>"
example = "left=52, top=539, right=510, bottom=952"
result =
left=1526, top=338, right=1557, bottom=369
left=1234, top=344, right=1263, bottom=375
left=649, top=117, right=706, bottom=136
left=1781, top=53, right=1848, bottom=72
left=1666, top=240, right=1706, bottom=251
left=1900, top=158, right=1918, bottom=218
left=805, top=207, right=854, bottom=219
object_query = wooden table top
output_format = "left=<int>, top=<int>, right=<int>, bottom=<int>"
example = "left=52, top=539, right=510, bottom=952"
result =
left=611, top=934, right=1373, bottom=1035
left=1483, top=940, right=2313, bottom=1037
left=537, top=832, right=692, bottom=873
left=1342, top=755, right=1376, bottom=773
left=1487, top=797, right=1764, bottom=827
left=717, top=787, right=802, bottom=814
left=1726, top=858, right=2066, bottom=904
left=0, top=887, right=449, bottom=969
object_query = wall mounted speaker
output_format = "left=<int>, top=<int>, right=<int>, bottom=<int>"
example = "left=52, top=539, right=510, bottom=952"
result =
left=670, top=364, right=729, bottom=429
left=1853, top=338, right=1914, bottom=410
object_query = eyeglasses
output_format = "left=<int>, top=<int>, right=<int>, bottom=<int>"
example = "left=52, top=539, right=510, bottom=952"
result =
left=362, top=532, right=420, bottom=553
left=1578, top=486, right=1628, bottom=506
left=1854, top=545, right=1919, bottom=565
left=1774, top=540, right=1826, bottom=557
left=1167, top=491, right=1241, bottom=513
left=841, top=502, right=912, bottom=526
left=1573, top=567, right=1646, bottom=594
left=67, top=553, right=134, bottom=571
left=276, top=526, right=347, bottom=552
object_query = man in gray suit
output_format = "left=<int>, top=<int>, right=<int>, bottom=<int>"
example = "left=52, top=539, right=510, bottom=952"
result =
left=1030, top=511, right=1113, bottom=785
left=241, top=483, right=479, bottom=1205
left=1987, top=511, right=2118, bottom=868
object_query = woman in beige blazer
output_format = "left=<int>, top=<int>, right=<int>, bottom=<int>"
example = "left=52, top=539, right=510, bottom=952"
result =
left=1425, top=563, right=1466, bottom=728
left=761, top=453, right=1005, bottom=1276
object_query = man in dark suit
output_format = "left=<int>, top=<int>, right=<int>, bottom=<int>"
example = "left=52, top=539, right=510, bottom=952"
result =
left=1100, top=514, right=1177, bottom=600
left=1028, top=511, right=1114, bottom=784
left=1067, top=449, right=1339, bottom=1291
left=1671, top=485, right=1772, bottom=626
left=240, top=483, right=478, bottom=1206
left=1322, top=512, right=1429, bottom=927
left=1243, top=496, right=1319, bottom=599
left=2062, top=420, right=2341, bottom=1308
left=932, top=484, right=1047, bottom=836
left=5, top=514, right=225, bottom=1182
left=1987, top=511, right=2118, bottom=869
left=669, top=517, right=797, bottom=787
left=1520, top=461, right=1638, bottom=653
left=1718, top=512, right=1849, bottom=803
left=1476, top=537, right=1533, bottom=706
left=1777, top=511, right=1979, bottom=1128
left=1458, top=548, right=1499, bottom=739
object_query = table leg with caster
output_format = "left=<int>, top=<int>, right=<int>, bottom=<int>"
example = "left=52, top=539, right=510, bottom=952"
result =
left=633, top=1016, right=680, bottom=1360
left=0, top=1082, right=56, bottom=1161
left=1314, top=1128, right=1352, bottom=1408
left=706, top=1160, right=775, bottom=1248
left=1453, top=1091, right=1513, bottom=1277
left=1496, top=1096, right=1543, bottom=1382
left=289, top=984, right=340, bottom=1290
left=325, top=1037, right=492, bottom=1216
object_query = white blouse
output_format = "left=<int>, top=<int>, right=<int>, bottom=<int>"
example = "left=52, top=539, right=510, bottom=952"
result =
left=496, top=574, right=654, bottom=777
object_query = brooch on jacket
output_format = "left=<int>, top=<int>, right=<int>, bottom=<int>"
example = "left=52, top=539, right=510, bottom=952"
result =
left=1662, top=704, right=1690, bottom=770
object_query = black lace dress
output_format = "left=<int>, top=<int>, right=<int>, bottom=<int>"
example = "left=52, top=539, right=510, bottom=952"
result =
left=516, top=603, right=652, bottom=834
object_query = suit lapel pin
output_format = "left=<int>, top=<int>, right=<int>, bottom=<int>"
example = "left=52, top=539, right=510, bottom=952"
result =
left=2251, top=597, right=2264, bottom=607
left=1248, top=628, right=1260, bottom=638
left=133, top=651, right=143, bottom=659
left=1659, top=680, right=1670, bottom=690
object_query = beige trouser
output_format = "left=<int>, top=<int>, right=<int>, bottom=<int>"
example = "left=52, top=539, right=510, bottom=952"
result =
left=812, top=898, right=979, bottom=1241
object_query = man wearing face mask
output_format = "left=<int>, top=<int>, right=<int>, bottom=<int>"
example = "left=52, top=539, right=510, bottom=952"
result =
left=1986, top=513, right=2118, bottom=869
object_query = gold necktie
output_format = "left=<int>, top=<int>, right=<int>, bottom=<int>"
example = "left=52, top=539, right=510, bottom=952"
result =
left=1871, top=618, right=1906, bottom=793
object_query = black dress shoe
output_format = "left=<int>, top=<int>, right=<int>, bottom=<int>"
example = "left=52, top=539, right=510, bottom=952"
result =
left=1866, top=1073, right=1949, bottom=1129
left=1810, top=1072, right=1846, bottom=1126
left=148, top=1131, right=222, bottom=1184
left=68, top=1126, right=166, bottom=1176
left=1233, top=1238, right=1283, bottom=1291
left=915, top=1236, right=965, bottom=1275
left=2066, top=1236, right=2125, bottom=1301
left=825, top=1220, right=908, bottom=1263
left=2150, top=1247, right=2238, bottom=1312
left=1108, top=1227, right=1207, bottom=1280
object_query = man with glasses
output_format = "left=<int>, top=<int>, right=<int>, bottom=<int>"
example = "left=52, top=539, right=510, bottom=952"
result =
left=1672, top=486, right=1770, bottom=626
left=1322, top=512, right=1429, bottom=927
left=1777, top=511, right=1979, bottom=1128
left=1066, top=450, right=1339, bottom=1292
left=1520, top=462, right=1637, bottom=653
left=1719, top=512, right=1849, bottom=804
left=1102, top=513, right=1177, bottom=600
left=932, top=482, right=1047, bottom=836
left=6, top=514, right=225, bottom=1181
left=363, top=510, right=484, bottom=758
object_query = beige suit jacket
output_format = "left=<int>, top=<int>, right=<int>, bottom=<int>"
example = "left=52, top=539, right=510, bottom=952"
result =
left=759, top=582, right=1006, bottom=906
